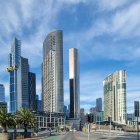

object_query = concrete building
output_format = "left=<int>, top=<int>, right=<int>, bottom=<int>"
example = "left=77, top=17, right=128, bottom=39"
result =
left=103, top=70, right=127, bottom=124
left=42, top=30, right=64, bottom=113
left=90, top=107, right=97, bottom=122
left=0, top=102, right=7, bottom=111
left=35, top=112, right=65, bottom=129
left=80, top=108, right=86, bottom=129
left=96, top=98, right=102, bottom=112
left=0, top=84, right=5, bottom=102
left=69, top=48, right=80, bottom=118
left=80, top=108, right=85, bottom=116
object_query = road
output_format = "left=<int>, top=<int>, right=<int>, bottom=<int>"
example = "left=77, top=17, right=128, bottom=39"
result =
left=42, top=131, right=138, bottom=140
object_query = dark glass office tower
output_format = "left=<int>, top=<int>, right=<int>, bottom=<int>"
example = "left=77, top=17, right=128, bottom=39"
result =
left=69, top=48, right=80, bottom=118
left=42, top=30, right=64, bottom=113
left=8, top=38, right=21, bottom=113
left=17, top=57, right=29, bottom=109
left=28, top=72, right=36, bottom=111
left=96, top=98, right=102, bottom=112
left=0, top=84, right=5, bottom=102
left=35, top=95, right=43, bottom=112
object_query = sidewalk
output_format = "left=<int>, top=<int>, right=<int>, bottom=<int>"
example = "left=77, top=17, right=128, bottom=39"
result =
left=16, top=132, right=67, bottom=140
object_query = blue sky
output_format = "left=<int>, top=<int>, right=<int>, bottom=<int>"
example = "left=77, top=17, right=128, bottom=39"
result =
left=0, top=0, right=140, bottom=113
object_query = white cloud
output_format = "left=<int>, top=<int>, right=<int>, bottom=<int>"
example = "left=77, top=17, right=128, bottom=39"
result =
left=58, top=0, right=86, bottom=4
left=98, top=0, right=129, bottom=11
left=111, top=1, right=140, bottom=37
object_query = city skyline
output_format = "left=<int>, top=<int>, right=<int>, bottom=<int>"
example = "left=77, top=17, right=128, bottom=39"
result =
left=0, top=1, right=140, bottom=113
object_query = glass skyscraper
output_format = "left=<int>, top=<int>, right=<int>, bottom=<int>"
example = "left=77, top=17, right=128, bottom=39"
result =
left=103, top=70, right=127, bottom=124
left=42, top=30, right=64, bottom=113
left=0, top=84, right=5, bottom=102
left=96, top=98, right=102, bottom=112
left=8, top=38, right=21, bottom=113
left=8, top=38, right=36, bottom=113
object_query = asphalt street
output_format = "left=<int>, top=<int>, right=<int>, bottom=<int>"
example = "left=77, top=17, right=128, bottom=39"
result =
left=42, top=131, right=138, bottom=140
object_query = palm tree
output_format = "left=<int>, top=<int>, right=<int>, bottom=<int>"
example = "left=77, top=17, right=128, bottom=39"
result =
left=16, top=108, right=36, bottom=138
left=0, top=108, right=15, bottom=133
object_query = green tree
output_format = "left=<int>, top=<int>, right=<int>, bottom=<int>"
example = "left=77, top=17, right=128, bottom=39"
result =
left=16, top=108, right=36, bottom=138
left=0, top=108, right=15, bottom=133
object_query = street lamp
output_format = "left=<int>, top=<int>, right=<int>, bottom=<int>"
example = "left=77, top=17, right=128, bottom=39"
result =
left=99, top=112, right=100, bottom=130
left=109, top=116, right=111, bottom=136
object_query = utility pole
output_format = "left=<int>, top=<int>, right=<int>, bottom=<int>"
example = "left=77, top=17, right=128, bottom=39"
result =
left=137, top=116, right=139, bottom=140
left=109, top=116, right=111, bottom=136
left=99, top=116, right=100, bottom=130
left=87, top=114, right=93, bottom=140
left=134, top=101, right=139, bottom=140
left=88, top=123, right=89, bottom=140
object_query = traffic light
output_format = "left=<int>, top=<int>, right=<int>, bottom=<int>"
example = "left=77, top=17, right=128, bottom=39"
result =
left=87, top=114, right=93, bottom=123
left=134, top=101, right=139, bottom=117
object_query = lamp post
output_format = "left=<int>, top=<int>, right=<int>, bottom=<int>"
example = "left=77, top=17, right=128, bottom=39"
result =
left=88, top=123, right=90, bottom=140
left=134, top=101, right=139, bottom=140
left=99, top=112, right=100, bottom=130
left=109, top=116, right=111, bottom=136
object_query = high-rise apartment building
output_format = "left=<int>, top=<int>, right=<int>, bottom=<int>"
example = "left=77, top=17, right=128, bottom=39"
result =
left=103, top=70, right=127, bottom=124
left=42, top=30, right=64, bottom=113
left=96, top=98, right=102, bottom=112
left=0, top=84, right=5, bottom=102
left=28, top=72, right=36, bottom=111
left=69, top=48, right=80, bottom=118
left=8, top=38, right=21, bottom=113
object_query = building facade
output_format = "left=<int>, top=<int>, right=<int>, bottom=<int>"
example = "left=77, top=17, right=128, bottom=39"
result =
left=0, top=84, right=5, bottom=102
left=69, top=48, right=80, bottom=118
left=103, top=70, right=127, bottom=124
left=90, top=107, right=97, bottom=122
left=28, top=72, right=36, bottom=111
left=17, top=57, right=29, bottom=110
left=35, top=112, right=65, bottom=129
left=8, top=38, right=36, bottom=113
left=96, top=98, right=102, bottom=112
left=42, top=30, right=64, bottom=113
left=8, top=38, right=21, bottom=113
left=0, top=102, right=7, bottom=111
left=35, top=95, right=43, bottom=112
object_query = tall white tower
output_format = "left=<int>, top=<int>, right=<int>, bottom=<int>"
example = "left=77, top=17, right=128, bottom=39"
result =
left=69, top=48, right=80, bottom=118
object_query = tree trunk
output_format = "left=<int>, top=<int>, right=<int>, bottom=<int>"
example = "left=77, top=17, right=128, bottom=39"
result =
left=24, top=125, right=27, bottom=138
left=3, top=125, right=7, bottom=133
